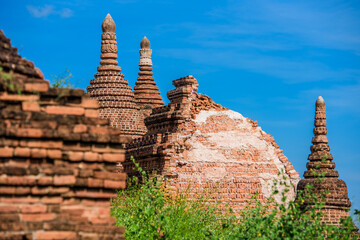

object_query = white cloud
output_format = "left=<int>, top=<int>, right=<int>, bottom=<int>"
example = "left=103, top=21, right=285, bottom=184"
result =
left=26, top=5, right=73, bottom=18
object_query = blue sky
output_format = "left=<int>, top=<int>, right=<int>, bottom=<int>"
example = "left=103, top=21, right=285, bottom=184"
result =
left=1, top=0, right=359, bottom=212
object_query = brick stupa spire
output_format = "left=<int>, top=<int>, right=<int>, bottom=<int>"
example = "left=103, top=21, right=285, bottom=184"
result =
left=87, top=14, right=146, bottom=138
left=134, top=36, right=164, bottom=116
left=297, top=96, right=352, bottom=226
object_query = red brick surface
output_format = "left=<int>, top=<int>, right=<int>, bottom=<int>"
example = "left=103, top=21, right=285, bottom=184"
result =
left=125, top=75, right=300, bottom=214
left=296, top=97, right=353, bottom=227
left=134, top=37, right=164, bottom=117
left=0, top=29, right=125, bottom=239
left=86, top=14, right=146, bottom=138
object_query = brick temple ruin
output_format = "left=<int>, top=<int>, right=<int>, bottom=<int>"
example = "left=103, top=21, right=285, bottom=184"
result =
left=0, top=14, right=356, bottom=239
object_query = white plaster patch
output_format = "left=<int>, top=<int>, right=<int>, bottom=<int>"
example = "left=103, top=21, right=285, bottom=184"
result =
left=194, top=110, right=247, bottom=125
left=175, top=109, right=299, bottom=204
left=205, top=131, right=268, bottom=150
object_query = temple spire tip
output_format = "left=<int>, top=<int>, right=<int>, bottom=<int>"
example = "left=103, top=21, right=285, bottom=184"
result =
left=316, top=96, right=325, bottom=105
left=140, top=36, right=150, bottom=49
left=102, top=13, right=116, bottom=33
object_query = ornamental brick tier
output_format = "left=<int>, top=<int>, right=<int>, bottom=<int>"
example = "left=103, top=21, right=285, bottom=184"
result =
left=296, top=96, right=352, bottom=226
left=124, top=75, right=300, bottom=213
left=134, top=37, right=164, bottom=117
left=0, top=30, right=126, bottom=239
left=86, top=14, right=146, bottom=138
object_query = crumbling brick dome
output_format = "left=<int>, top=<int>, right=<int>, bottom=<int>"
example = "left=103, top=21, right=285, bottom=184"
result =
left=125, top=76, right=300, bottom=212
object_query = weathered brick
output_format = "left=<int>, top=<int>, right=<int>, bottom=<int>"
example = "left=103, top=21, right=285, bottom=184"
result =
left=75, top=191, right=117, bottom=199
left=68, top=151, right=83, bottom=161
left=84, top=152, right=99, bottom=161
left=94, top=171, right=126, bottom=181
left=47, top=149, right=62, bottom=159
left=61, top=207, right=84, bottom=216
left=88, top=178, right=103, bottom=188
left=81, top=199, right=110, bottom=207
left=104, top=180, right=125, bottom=189
left=48, top=187, right=70, bottom=194
left=21, top=213, right=55, bottom=222
left=31, top=187, right=49, bottom=195
left=73, top=124, right=87, bottom=133
left=0, top=213, right=20, bottom=222
left=90, top=217, right=111, bottom=225
left=14, top=147, right=31, bottom=157
left=0, top=147, right=13, bottom=157
left=89, top=126, right=109, bottom=135
left=81, top=98, right=99, bottom=109
left=54, top=176, right=76, bottom=186
left=7, top=176, right=36, bottom=185
left=0, top=196, right=39, bottom=204
left=45, top=106, right=85, bottom=116
left=37, top=176, right=53, bottom=185
left=22, top=101, right=40, bottom=111
left=102, top=153, right=125, bottom=162
left=79, top=232, right=99, bottom=240
left=79, top=169, right=93, bottom=178
left=31, top=148, right=47, bottom=158
left=21, top=205, right=47, bottom=213
left=98, top=208, right=110, bottom=217
left=0, top=205, right=18, bottom=213
left=3, top=166, right=26, bottom=175
left=26, top=140, right=63, bottom=149
left=35, top=231, right=77, bottom=240
left=41, top=196, right=62, bottom=204
left=0, top=93, right=39, bottom=101
left=84, top=109, right=98, bottom=118
left=16, top=128, right=43, bottom=138
left=24, top=82, right=49, bottom=93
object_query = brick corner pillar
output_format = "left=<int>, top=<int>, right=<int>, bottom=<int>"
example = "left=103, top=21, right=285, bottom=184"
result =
left=296, top=96, right=354, bottom=227
left=167, top=75, right=199, bottom=105
left=87, top=13, right=146, bottom=138
left=134, top=36, right=164, bottom=117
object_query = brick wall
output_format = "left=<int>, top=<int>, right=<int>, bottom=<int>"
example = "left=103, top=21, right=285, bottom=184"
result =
left=0, top=30, right=126, bottom=240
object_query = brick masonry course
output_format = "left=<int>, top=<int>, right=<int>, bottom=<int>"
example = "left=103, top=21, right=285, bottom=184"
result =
left=0, top=29, right=126, bottom=239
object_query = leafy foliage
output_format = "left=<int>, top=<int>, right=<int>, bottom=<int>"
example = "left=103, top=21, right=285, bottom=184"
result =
left=0, top=67, right=21, bottom=95
left=112, top=157, right=359, bottom=239
left=50, top=68, right=73, bottom=88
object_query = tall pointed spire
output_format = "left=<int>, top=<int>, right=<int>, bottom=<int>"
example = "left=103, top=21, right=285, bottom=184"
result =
left=87, top=14, right=146, bottom=138
left=297, top=96, right=352, bottom=226
left=134, top=36, right=164, bottom=116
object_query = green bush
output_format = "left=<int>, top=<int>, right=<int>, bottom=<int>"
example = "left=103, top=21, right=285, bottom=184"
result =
left=111, top=157, right=359, bottom=239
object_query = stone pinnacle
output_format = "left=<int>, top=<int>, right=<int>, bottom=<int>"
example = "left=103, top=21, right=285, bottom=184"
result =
left=140, top=36, right=150, bottom=49
left=296, top=96, right=351, bottom=227
left=134, top=36, right=164, bottom=115
left=317, top=96, right=325, bottom=105
left=102, top=13, right=116, bottom=33
left=87, top=14, right=146, bottom=137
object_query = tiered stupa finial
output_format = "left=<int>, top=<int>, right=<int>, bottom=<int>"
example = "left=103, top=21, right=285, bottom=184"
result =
left=87, top=14, right=146, bottom=138
left=297, top=96, right=352, bottom=226
left=134, top=36, right=164, bottom=116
